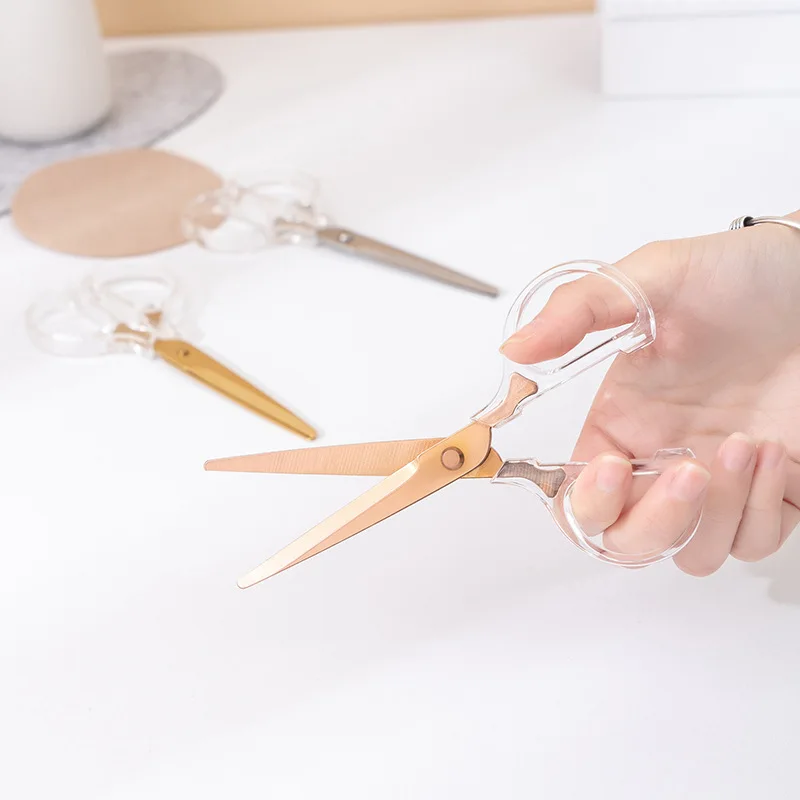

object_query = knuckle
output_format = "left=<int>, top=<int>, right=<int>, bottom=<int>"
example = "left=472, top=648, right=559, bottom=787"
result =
left=549, top=283, right=572, bottom=304
left=636, top=240, right=669, bottom=261
left=744, top=500, right=777, bottom=516
left=634, top=238, right=689, bottom=267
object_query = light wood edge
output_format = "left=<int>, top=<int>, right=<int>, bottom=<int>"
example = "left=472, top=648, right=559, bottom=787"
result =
left=96, top=0, right=593, bottom=37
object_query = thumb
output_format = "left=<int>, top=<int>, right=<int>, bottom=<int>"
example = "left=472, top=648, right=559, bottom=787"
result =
left=499, top=272, right=636, bottom=363
left=500, top=244, right=679, bottom=364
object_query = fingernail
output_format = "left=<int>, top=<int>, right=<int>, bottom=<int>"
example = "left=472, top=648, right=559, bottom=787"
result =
left=499, top=321, right=538, bottom=353
left=720, top=433, right=755, bottom=473
left=669, top=463, right=711, bottom=502
left=595, top=455, right=631, bottom=493
left=760, top=439, right=785, bottom=469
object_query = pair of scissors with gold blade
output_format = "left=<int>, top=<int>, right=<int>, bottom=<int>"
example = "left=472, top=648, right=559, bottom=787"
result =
left=206, top=261, right=705, bottom=588
left=26, top=273, right=316, bottom=439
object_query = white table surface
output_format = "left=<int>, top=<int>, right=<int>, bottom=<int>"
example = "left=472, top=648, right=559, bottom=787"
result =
left=4, top=12, right=800, bottom=799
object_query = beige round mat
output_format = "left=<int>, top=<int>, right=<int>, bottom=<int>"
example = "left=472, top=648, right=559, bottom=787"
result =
left=11, top=148, right=222, bottom=257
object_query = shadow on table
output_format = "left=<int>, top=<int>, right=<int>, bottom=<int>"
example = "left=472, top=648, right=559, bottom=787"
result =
left=746, top=528, right=800, bottom=606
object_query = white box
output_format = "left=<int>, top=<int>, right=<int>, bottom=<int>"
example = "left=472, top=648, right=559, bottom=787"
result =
left=600, top=0, right=800, bottom=96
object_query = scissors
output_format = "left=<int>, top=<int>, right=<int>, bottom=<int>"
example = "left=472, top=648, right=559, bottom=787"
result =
left=180, top=170, right=500, bottom=298
left=205, top=260, right=704, bottom=589
left=26, top=272, right=317, bottom=440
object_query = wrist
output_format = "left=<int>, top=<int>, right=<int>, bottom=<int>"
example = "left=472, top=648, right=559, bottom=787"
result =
left=727, top=210, right=800, bottom=281
left=730, top=211, right=800, bottom=243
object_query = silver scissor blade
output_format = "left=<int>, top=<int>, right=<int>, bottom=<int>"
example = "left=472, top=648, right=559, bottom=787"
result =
left=317, top=226, right=499, bottom=297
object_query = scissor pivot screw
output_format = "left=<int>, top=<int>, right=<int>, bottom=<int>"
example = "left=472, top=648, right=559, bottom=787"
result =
left=337, top=232, right=354, bottom=244
left=441, top=447, right=465, bottom=470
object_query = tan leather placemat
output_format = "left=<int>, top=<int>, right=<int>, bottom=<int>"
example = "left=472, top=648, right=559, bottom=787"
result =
left=11, top=148, right=222, bottom=257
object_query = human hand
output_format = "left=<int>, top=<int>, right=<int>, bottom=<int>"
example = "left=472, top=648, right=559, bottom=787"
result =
left=502, top=216, right=800, bottom=576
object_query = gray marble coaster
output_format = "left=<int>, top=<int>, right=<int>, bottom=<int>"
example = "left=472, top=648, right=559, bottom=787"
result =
left=0, top=48, right=224, bottom=215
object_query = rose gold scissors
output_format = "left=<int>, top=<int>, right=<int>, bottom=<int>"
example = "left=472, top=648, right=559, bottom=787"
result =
left=206, top=261, right=704, bottom=588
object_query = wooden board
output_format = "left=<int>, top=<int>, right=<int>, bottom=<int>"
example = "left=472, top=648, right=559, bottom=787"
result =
left=97, top=0, right=593, bottom=36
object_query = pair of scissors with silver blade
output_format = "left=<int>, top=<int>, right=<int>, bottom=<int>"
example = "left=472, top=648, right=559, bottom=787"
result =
left=27, top=273, right=317, bottom=440
left=206, top=260, right=706, bottom=588
left=181, top=170, right=499, bottom=297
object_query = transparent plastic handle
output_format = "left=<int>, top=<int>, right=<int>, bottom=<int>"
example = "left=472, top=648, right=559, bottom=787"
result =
left=26, top=273, right=181, bottom=358
left=79, top=274, right=180, bottom=330
left=474, top=260, right=655, bottom=426
left=493, top=448, right=701, bottom=566
left=26, top=291, right=125, bottom=357
left=182, top=170, right=327, bottom=253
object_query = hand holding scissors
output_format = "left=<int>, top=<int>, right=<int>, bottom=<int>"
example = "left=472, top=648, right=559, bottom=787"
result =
left=501, top=217, right=800, bottom=577
left=206, top=261, right=710, bottom=588
left=181, top=170, right=499, bottom=297
left=27, top=273, right=317, bottom=440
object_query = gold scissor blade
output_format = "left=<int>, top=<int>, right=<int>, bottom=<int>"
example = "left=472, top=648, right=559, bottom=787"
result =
left=153, top=339, right=317, bottom=440
left=237, top=423, right=494, bottom=588
left=204, top=439, right=503, bottom=478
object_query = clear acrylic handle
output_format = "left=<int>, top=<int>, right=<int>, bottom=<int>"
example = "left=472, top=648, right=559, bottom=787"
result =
left=182, top=170, right=326, bottom=253
left=26, top=273, right=182, bottom=358
left=494, top=448, right=701, bottom=566
left=26, top=290, right=124, bottom=357
left=474, top=260, right=655, bottom=426
left=79, top=274, right=180, bottom=330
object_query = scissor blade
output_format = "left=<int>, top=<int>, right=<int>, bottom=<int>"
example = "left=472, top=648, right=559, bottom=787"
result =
left=317, top=227, right=499, bottom=297
left=206, top=438, right=440, bottom=475
left=237, top=422, right=493, bottom=588
left=204, top=439, right=503, bottom=478
left=154, top=339, right=317, bottom=440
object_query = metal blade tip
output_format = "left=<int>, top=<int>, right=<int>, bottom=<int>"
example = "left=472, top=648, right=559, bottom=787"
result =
left=237, top=566, right=277, bottom=588
left=284, top=420, right=317, bottom=441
